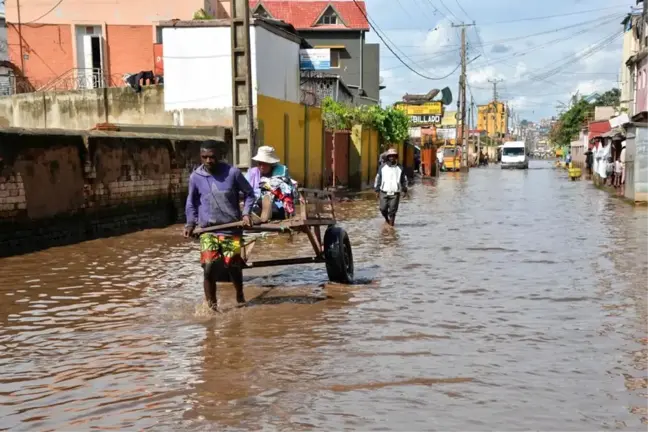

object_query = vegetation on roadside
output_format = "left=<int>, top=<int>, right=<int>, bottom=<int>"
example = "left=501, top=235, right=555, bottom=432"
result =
left=193, top=9, right=214, bottom=20
left=321, top=97, right=410, bottom=146
left=549, top=88, right=621, bottom=146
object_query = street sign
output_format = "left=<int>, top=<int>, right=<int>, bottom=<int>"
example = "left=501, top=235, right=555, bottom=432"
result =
left=299, top=49, right=330, bottom=70
left=410, top=114, right=442, bottom=125
left=394, top=101, right=443, bottom=115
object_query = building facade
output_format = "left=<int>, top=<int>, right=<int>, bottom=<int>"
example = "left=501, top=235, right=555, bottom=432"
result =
left=477, top=101, right=508, bottom=138
left=3, top=0, right=222, bottom=92
left=0, top=11, right=9, bottom=95
left=249, top=0, right=380, bottom=105
left=620, top=13, right=643, bottom=112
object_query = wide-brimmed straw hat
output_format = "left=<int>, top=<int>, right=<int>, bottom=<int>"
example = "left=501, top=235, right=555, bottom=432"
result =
left=252, top=146, right=280, bottom=164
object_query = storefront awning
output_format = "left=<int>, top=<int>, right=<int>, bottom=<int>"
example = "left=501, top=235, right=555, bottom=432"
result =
left=601, top=127, right=625, bottom=139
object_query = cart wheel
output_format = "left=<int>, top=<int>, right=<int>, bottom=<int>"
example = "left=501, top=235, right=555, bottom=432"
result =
left=324, top=226, right=354, bottom=284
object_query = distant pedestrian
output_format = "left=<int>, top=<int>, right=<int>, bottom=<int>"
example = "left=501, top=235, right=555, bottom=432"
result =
left=620, top=144, right=627, bottom=186
left=585, top=147, right=594, bottom=177
left=606, top=157, right=614, bottom=186
left=374, top=148, right=408, bottom=227
left=614, top=158, right=623, bottom=187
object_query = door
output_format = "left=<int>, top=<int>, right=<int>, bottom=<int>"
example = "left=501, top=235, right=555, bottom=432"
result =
left=82, top=34, right=103, bottom=88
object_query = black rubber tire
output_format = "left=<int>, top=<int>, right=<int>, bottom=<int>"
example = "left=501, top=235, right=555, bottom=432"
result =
left=324, top=226, right=354, bottom=284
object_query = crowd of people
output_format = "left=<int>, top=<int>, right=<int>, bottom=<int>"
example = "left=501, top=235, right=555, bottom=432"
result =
left=583, top=136, right=626, bottom=189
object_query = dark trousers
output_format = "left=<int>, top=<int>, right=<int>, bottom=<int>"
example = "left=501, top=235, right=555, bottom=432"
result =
left=379, top=192, right=400, bottom=221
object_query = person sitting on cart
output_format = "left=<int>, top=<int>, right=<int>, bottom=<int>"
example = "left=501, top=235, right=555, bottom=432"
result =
left=374, top=148, right=408, bottom=227
left=183, top=140, right=255, bottom=312
left=246, top=146, right=297, bottom=221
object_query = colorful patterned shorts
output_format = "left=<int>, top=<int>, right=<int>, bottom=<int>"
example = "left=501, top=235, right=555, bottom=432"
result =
left=199, top=233, right=242, bottom=267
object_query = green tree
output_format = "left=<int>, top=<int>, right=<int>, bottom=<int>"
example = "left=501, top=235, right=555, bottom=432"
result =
left=549, top=98, right=592, bottom=146
left=320, top=97, right=410, bottom=146
left=594, top=88, right=620, bottom=107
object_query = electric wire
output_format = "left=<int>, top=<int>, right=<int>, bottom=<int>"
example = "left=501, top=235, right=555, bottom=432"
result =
left=351, top=0, right=462, bottom=80
left=23, top=0, right=64, bottom=24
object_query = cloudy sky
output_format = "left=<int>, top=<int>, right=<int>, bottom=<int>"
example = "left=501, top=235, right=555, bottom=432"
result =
left=365, top=0, right=637, bottom=121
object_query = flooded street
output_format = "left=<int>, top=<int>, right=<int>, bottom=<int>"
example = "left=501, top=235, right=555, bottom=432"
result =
left=1, top=160, right=646, bottom=431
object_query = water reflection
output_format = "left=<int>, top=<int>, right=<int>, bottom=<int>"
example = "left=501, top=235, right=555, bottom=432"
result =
left=0, top=161, right=646, bottom=430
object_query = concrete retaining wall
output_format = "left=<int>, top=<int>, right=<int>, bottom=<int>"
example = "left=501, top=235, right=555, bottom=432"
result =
left=0, top=128, right=229, bottom=257
left=0, top=86, right=232, bottom=130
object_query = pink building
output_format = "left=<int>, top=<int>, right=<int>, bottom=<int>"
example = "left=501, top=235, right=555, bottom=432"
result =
left=3, top=0, right=230, bottom=91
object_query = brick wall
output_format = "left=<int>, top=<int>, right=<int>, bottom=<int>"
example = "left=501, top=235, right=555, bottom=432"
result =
left=7, top=24, right=75, bottom=90
left=0, top=129, right=229, bottom=257
left=106, top=25, right=155, bottom=76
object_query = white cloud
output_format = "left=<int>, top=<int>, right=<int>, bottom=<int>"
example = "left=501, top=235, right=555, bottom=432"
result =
left=366, top=0, right=627, bottom=119
left=573, top=79, right=617, bottom=96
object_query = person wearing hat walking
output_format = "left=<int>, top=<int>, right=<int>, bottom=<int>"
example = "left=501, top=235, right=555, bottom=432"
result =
left=246, top=146, right=296, bottom=221
left=374, top=148, right=408, bottom=227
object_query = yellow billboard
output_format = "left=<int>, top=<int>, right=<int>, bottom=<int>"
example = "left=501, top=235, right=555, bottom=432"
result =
left=394, top=101, right=443, bottom=116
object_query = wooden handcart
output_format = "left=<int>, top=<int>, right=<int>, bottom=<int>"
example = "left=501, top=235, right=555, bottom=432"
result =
left=193, top=189, right=354, bottom=284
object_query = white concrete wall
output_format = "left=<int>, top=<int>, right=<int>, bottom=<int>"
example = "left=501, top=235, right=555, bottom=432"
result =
left=162, top=24, right=299, bottom=112
left=254, top=26, right=300, bottom=103
left=162, top=26, right=237, bottom=111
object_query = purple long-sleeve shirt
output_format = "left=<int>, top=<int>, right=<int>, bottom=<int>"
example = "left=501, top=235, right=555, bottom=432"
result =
left=185, top=164, right=255, bottom=235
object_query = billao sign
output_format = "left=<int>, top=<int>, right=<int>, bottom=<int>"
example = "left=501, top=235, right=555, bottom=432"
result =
left=299, top=49, right=330, bottom=70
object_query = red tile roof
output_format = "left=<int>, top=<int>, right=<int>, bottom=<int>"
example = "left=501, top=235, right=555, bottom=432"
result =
left=250, top=0, right=370, bottom=31
left=588, top=120, right=611, bottom=141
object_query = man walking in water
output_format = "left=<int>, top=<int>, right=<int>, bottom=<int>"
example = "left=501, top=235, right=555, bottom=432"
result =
left=183, top=140, right=255, bottom=311
left=374, top=148, right=408, bottom=226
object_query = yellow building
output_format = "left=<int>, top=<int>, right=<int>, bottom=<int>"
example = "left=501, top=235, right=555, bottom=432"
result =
left=441, top=110, right=457, bottom=127
left=477, top=102, right=508, bottom=137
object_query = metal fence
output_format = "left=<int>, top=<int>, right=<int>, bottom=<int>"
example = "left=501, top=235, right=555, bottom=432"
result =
left=0, top=69, right=140, bottom=95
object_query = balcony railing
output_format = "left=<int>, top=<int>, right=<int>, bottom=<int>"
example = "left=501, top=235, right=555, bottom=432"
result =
left=0, top=69, right=131, bottom=95
left=38, top=69, right=125, bottom=92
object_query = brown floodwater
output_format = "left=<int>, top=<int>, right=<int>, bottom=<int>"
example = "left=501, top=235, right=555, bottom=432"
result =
left=1, top=160, right=647, bottom=431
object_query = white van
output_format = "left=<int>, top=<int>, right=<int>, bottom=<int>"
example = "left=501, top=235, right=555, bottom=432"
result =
left=501, top=141, right=528, bottom=169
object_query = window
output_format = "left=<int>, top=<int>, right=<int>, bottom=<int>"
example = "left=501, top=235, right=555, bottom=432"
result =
left=155, top=27, right=163, bottom=44
left=317, top=7, right=340, bottom=25
left=330, top=49, right=340, bottom=68
left=503, top=147, right=525, bottom=156
left=318, top=12, right=338, bottom=25
left=443, top=148, right=457, bottom=157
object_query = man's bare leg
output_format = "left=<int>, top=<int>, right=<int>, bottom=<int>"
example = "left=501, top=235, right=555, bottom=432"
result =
left=203, top=263, right=222, bottom=311
left=229, top=266, right=246, bottom=305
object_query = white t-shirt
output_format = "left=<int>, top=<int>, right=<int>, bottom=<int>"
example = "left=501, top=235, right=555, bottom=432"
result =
left=375, top=164, right=405, bottom=194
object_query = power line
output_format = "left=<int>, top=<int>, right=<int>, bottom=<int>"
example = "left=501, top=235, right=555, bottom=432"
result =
left=23, top=0, right=64, bottom=24
left=381, top=6, right=627, bottom=30
left=470, top=13, right=623, bottom=69
left=437, top=0, right=462, bottom=23
left=454, top=0, right=473, bottom=21
left=387, top=12, right=623, bottom=53
left=484, top=5, right=629, bottom=25
left=351, top=0, right=462, bottom=80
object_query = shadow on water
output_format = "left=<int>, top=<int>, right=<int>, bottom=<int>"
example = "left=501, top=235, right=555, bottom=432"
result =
left=0, top=159, right=646, bottom=430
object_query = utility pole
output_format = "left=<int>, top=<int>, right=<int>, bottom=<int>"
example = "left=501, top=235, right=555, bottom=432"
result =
left=230, top=0, right=255, bottom=169
left=452, top=22, right=475, bottom=172
left=488, top=78, right=503, bottom=143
